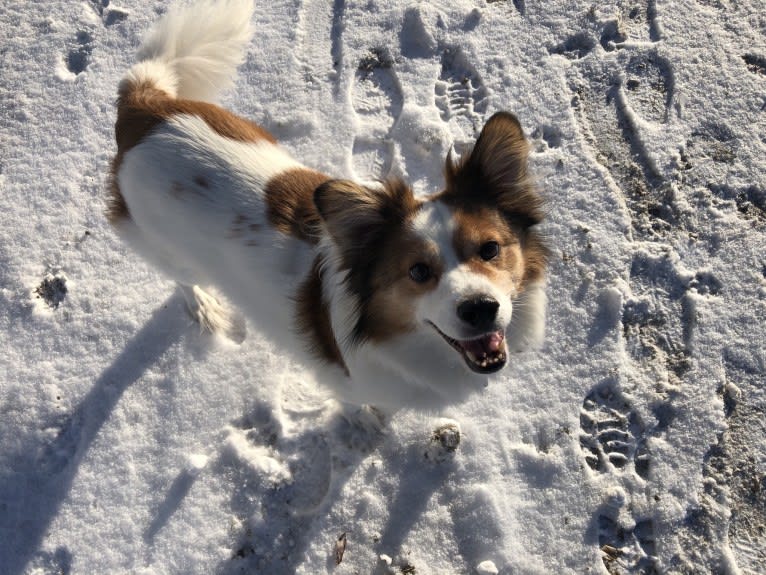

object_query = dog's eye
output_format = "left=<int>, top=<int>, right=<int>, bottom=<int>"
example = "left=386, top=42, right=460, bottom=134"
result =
left=479, top=241, right=500, bottom=261
left=409, top=263, right=431, bottom=283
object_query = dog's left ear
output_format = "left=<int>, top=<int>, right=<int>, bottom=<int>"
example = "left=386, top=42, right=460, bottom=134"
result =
left=314, top=179, right=417, bottom=255
left=445, top=111, right=543, bottom=228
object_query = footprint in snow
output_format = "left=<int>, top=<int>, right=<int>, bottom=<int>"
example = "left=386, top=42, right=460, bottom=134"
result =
left=435, top=46, right=488, bottom=141
left=742, top=53, right=766, bottom=76
left=622, top=51, right=674, bottom=125
left=598, top=1, right=662, bottom=50
left=487, top=0, right=526, bottom=17
left=25, top=547, right=73, bottom=575
left=579, top=384, right=650, bottom=480
left=599, top=511, right=659, bottom=574
left=580, top=385, right=660, bottom=573
left=550, top=32, right=597, bottom=60
left=65, top=30, right=94, bottom=76
left=88, top=0, right=130, bottom=26
left=572, top=51, right=675, bottom=236
left=351, top=47, right=403, bottom=180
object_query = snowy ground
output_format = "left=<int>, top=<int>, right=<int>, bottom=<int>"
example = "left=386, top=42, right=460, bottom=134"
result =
left=1, top=0, right=765, bottom=573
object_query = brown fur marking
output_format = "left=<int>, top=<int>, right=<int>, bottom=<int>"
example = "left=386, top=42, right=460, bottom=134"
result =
left=450, top=206, right=526, bottom=293
left=441, top=111, right=545, bottom=228
left=359, top=210, right=442, bottom=341
left=108, top=79, right=276, bottom=222
left=295, top=259, right=348, bottom=373
left=314, top=179, right=426, bottom=344
left=439, top=111, right=549, bottom=287
left=264, top=168, right=331, bottom=244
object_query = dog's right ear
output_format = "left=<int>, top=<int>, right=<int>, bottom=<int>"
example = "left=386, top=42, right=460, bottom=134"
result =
left=314, top=179, right=417, bottom=253
left=445, top=111, right=544, bottom=228
left=445, top=111, right=529, bottom=189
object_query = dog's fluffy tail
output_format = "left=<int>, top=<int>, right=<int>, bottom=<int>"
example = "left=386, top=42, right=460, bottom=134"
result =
left=119, top=0, right=255, bottom=102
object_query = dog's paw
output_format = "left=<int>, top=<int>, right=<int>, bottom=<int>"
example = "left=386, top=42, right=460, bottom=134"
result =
left=181, top=284, right=247, bottom=344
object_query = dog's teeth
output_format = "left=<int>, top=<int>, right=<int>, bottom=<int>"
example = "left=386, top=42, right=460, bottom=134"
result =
left=466, top=351, right=478, bottom=363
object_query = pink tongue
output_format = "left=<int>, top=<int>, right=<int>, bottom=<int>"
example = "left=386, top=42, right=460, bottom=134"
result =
left=461, top=331, right=505, bottom=356
left=486, top=331, right=505, bottom=352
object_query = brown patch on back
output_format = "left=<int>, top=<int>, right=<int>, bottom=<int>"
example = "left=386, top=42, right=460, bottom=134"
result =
left=264, top=168, right=331, bottom=244
left=108, top=79, right=277, bottom=222
left=295, top=259, right=348, bottom=374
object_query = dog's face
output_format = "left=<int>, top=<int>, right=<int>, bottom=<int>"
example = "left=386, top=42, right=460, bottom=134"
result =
left=314, top=112, right=547, bottom=375
left=407, top=201, right=526, bottom=373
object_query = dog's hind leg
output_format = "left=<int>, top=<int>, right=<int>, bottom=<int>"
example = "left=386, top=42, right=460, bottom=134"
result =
left=113, top=217, right=246, bottom=343
left=178, top=284, right=247, bottom=344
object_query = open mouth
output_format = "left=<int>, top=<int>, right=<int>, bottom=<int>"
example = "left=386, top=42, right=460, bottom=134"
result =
left=429, top=322, right=508, bottom=374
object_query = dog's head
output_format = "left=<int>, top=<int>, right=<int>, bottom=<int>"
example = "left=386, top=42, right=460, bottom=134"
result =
left=314, top=112, right=548, bottom=376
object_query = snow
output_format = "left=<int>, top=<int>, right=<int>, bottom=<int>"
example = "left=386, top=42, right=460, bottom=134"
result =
left=1, top=0, right=765, bottom=574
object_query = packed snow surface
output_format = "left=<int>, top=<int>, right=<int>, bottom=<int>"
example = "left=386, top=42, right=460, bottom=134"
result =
left=1, top=0, right=765, bottom=574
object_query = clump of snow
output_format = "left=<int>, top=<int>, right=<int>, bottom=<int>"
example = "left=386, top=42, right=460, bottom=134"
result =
left=185, top=453, right=209, bottom=477
left=476, top=559, right=499, bottom=575
left=222, top=426, right=292, bottom=485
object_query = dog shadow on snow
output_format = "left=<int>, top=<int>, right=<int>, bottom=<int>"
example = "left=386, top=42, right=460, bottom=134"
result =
left=214, top=401, right=383, bottom=575
left=216, top=414, right=507, bottom=574
left=0, top=293, right=186, bottom=575
left=0, top=284, right=504, bottom=575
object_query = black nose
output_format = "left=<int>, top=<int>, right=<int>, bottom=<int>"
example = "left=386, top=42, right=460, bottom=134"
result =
left=457, top=297, right=499, bottom=330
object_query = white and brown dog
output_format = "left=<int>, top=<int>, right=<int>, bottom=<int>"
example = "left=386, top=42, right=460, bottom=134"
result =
left=109, top=0, right=548, bottom=413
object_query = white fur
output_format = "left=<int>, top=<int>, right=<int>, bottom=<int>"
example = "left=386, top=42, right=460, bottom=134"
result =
left=120, top=60, right=179, bottom=99
left=126, top=0, right=255, bottom=101
left=114, top=0, right=546, bottom=414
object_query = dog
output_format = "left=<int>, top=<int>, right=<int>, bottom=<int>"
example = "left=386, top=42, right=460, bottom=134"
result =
left=108, top=0, right=549, bottom=414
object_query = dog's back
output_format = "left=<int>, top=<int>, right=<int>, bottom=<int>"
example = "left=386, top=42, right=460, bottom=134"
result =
left=109, top=0, right=272, bottom=223
left=109, top=0, right=331, bottom=342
